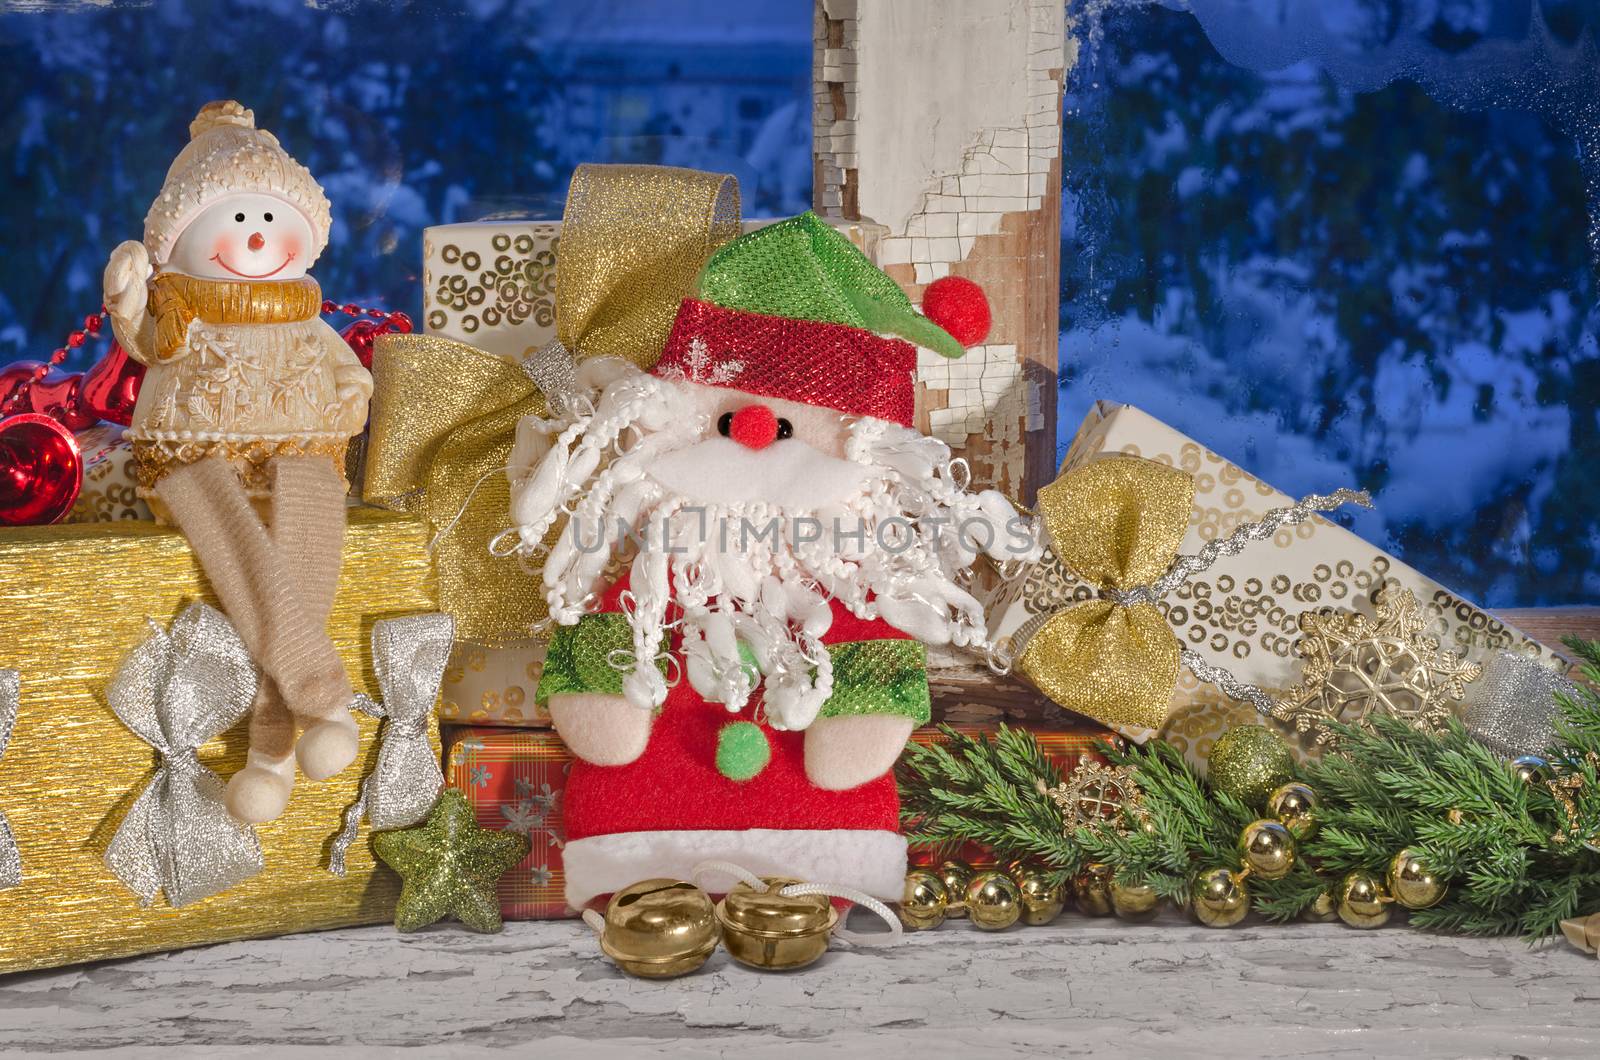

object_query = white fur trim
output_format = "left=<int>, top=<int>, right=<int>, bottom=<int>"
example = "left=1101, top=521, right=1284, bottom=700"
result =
left=562, top=828, right=909, bottom=908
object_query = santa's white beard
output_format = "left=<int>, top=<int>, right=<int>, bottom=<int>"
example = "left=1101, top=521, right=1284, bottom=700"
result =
left=506, top=364, right=1038, bottom=731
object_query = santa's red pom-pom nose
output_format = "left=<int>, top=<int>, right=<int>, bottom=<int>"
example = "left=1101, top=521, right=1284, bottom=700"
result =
left=728, top=404, right=780, bottom=449
left=922, top=275, right=991, bottom=347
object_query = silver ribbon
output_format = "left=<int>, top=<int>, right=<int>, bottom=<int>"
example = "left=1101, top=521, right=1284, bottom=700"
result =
left=1462, top=649, right=1580, bottom=758
left=0, top=670, right=20, bottom=889
left=103, top=604, right=264, bottom=908
left=326, top=613, right=453, bottom=876
left=521, top=339, right=581, bottom=415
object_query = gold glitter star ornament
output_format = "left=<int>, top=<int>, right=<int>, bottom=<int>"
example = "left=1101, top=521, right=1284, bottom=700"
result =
left=372, top=790, right=530, bottom=933
left=1271, top=588, right=1481, bottom=745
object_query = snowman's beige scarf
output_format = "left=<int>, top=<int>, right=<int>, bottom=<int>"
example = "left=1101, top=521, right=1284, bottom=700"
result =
left=149, top=273, right=322, bottom=362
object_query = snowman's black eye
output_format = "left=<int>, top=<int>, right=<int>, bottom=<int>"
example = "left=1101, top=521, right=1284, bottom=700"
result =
left=234, top=212, right=246, bottom=223
left=776, top=418, right=793, bottom=440
left=717, top=412, right=733, bottom=437
left=263, top=212, right=274, bottom=223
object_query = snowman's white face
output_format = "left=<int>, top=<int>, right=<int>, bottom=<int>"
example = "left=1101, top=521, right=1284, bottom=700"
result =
left=166, top=193, right=314, bottom=281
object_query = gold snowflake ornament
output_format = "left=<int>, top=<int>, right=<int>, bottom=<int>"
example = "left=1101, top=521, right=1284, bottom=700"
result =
left=1271, top=587, right=1482, bottom=745
left=1044, top=759, right=1145, bottom=834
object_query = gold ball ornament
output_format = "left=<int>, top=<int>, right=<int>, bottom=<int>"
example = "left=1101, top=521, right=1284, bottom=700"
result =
left=965, top=872, right=1023, bottom=931
left=1268, top=782, right=1320, bottom=840
left=1072, top=862, right=1115, bottom=917
left=597, top=879, right=721, bottom=979
left=938, top=860, right=975, bottom=919
left=1511, top=754, right=1550, bottom=786
left=1238, top=819, right=1297, bottom=881
left=1015, top=872, right=1067, bottom=926
left=1191, top=867, right=1250, bottom=928
left=1208, top=726, right=1295, bottom=807
left=1337, top=872, right=1393, bottom=929
left=898, top=871, right=950, bottom=931
left=1387, top=849, right=1447, bottom=910
left=1302, top=890, right=1341, bottom=923
left=1109, top=879, right=1161, bottom=921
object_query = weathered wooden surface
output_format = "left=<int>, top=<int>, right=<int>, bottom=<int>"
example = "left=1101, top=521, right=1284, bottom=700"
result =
left=1, top=911, right=1595, bottom=1056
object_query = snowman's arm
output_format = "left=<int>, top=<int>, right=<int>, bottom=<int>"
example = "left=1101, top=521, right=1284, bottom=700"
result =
left=317, top=318, right=373, bottom=398
left=102, top=241, right=155, bottom=365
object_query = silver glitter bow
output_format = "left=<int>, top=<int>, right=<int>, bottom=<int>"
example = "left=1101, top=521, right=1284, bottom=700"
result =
left=327, top=612, right=452, bottom=876
left=0, top=670, right=20, bottom=889
left=103, top=604, right=264, bottom=907
left=1463, top=650, right=1580, bottom=758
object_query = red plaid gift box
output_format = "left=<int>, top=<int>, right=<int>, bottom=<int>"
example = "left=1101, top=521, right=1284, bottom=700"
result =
left=444, top=726, right=576, bottom=920
left=905, top=723, right=1112, bottom=869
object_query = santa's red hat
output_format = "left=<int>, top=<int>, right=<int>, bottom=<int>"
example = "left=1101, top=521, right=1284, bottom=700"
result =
left=652, top=212, right=990, bottom=427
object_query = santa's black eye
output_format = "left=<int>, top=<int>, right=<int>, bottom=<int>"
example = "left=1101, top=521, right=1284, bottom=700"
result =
left=234, top=212, right=246, bottom=223
left=263, top=212, right=274, bottom=223
left=717, top=412, right=733, bottom=437
left=776, top=418, right=793, bottom=440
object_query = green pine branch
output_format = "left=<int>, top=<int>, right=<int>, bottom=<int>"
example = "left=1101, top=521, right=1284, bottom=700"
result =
left=898, top=637, right=1600, bottom=941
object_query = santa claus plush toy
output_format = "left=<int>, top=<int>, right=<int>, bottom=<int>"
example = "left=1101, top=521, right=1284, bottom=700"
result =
left=507, top=213, right=1035, bottom=906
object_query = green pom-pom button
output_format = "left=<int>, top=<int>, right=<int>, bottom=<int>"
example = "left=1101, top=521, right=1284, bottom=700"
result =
left=716, top=721, right=770, bottom=781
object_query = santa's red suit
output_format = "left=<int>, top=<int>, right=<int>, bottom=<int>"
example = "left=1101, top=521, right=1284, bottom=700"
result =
left=545, top=573, right=921, bottom=908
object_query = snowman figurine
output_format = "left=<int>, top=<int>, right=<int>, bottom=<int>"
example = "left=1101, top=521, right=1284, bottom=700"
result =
left=102, top=101, right=372, bottom=824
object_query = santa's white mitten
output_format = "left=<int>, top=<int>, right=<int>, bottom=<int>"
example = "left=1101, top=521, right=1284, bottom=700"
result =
left=803, top=714, right=915, bottom=791
left=548, top=692, right=654, bottom=766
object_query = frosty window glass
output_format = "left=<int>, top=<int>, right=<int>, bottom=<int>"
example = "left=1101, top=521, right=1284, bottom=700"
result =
left=0, top=0, right=812, bottom=365
left=1061, top=0, right=1598, bottom=606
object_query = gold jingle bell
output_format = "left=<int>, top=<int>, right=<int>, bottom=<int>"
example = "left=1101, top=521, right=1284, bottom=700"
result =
left=899, top=870, right=950, bottom=931
left=965, top=871, right=1022, bottom=931
left=598, top=879, right=721, bottom=979
left=938, top=860, right=975, bottom=919
left=1109, top=879, right=1161, bottom=921
left=1073, top=862, right=1115, bottom=917
left=1268, top=782, right=1320, bottom=840
left=1238, top=819, right=1297, bottom=881
left=716, top=876, right=839, bottom=971
left=1387, top=849, right=1447, bottom=910
left=1192, top=867, right=1250, bottom=928
left=1015, top=872, right=1067, bottom=926
left=1338, top=872, right=1393, bottom=929
left=1302, top=890, right=1341, bottom=923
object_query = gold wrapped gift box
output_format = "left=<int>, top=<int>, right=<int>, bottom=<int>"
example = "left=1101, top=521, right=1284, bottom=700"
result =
left=0, top=508, right=436, bottom=974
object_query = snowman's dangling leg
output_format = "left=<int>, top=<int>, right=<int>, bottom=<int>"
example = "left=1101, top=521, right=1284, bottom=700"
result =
left=155, top=455, right=358, bottom=810
left=264, top=454, right=357, bottom=782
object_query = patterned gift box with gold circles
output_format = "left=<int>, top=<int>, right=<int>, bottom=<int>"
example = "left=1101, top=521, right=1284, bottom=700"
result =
left=987, top=402, right=1557, bottom=771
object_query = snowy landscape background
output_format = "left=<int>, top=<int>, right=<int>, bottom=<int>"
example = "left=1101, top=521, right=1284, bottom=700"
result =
left=0, top=0, right=1593, bottom=606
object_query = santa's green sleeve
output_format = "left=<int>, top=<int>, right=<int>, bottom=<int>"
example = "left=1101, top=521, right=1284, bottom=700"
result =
left=539, top=618, right=929, bottom=724
left=815, top=639, right=930, bottom=724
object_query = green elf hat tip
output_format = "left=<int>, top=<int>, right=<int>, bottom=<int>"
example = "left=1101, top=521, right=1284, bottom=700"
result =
left=695, top=211, right=990, bottom=359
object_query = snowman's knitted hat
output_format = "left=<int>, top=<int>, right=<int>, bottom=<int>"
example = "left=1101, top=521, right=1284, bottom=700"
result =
left=652, top=212, right=990, bottom=427
left=143, top=101, right=332, bottom=266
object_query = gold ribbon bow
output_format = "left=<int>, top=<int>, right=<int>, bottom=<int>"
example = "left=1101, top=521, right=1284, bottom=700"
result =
left=1561, top=912, right=1600, bottom=958
left=1012, top=453, right=1368, bottom=738
left=363, top=165, right=740, bottom=642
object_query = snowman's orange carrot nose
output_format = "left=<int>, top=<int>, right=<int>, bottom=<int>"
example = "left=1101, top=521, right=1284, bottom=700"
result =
left=247, top=232, right=265, bottom=251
